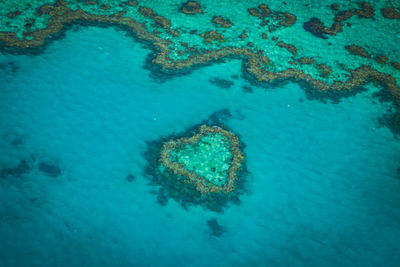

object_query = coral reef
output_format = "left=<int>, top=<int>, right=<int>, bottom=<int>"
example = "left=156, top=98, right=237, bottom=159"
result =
left=180, top=1, right=202, bottom=15
left=160, top=125, right=244, bottom=194
left=381, top=7, right=400, bottom=19
left=248, top=3, right=296, bottom=32
left=375, top=55, right=389, bottom=64
left=143, top=113, right=247, bottom=212
left=276, top=41, right=297, bottom=56
left=200, top=31, right=225, bottom=43
left=345, top=45, right=371, bottom=58
left=0, top=0, right=399, bottom=103
left=212, top=16, right=233, bottom=28
left=303, top=2, right=374, bottom=39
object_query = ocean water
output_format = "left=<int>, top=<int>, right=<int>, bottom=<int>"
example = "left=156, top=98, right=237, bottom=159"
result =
left=0, top=24, right=400, bottom=267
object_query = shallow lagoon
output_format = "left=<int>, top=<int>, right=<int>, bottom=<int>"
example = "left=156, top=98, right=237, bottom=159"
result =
left=0, top=26, right=400, bottom=266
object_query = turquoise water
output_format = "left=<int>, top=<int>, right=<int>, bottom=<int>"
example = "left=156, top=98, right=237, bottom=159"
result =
left=1, top=25, right=400, bottom=266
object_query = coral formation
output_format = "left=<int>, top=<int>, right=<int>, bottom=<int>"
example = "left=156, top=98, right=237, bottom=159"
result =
left=200, top=31, right=225, bottom=43
left=160, top=125, right=244, bottom=194
left=303, top=2, right=375, bottom=38
left=0, top=0, right=399, bottom=103
left=212, top=16, right=233, bottom=28
left=381, top=7, right=400, bottom=19
left=143, top=113, right=247, bottom=212
left=207, top=218, right=226, bottom=237
left=276, top=41, right=297, bottom=56
left=180, top=1, right=202, bottom=15
left=345, top=45, right=371, bottom=58
left=248, top=3, right=296, bottom=32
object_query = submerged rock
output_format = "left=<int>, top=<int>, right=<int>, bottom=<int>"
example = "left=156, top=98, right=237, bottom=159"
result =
left=209, top=77, right=234, bottom=89
left=39, top=161, right=61, bottom=177
left=207, top=218, right=226, bottom=237
left=0, top=159, right=31, bottom=178
left=126, top=174, right=135, bottom=182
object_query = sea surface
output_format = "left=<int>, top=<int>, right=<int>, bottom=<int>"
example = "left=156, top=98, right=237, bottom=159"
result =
left=1, top=25, right=400, bottom=267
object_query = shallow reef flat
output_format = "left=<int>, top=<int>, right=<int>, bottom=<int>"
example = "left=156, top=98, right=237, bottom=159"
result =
left=1, top=0, right=400, bottom=101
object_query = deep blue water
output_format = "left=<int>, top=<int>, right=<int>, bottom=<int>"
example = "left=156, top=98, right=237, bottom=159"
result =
left=0, top=26, right=400, bottom=267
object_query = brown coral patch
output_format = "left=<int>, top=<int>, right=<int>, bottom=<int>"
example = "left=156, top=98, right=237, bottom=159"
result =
left=356, top=2, right=374, bottom=18
left=303, top=18, right=338, bottom=38
left=84, top=0, right=98, bottom=5
left=316, top=64, right=332, bottom=78
left=200, top=31, right=225, bottom=43
left=168, top=29, right=180, bottom=37
left=330, top=4, right=340, bottom=11
left=276, top=41, right=297, bottom=55
left=125, top=0, right=138, bottom=7
left=180, top=1, right=202, bottom=15
left=100, top=4, right=111, bottom=10
left=345, top=45, right=371, bottom=58
left=297, top=57, right=316, bottom=65
left=138, top=6, right=154, bottom=16
left=239, top=30, right=248, bottom=39
left=36, top=4, right=53, bottom=16
left=212, top=16, right=233, bottom=28
left=249, top=4, right=296, bottom=31
left=7, top=11, right=22, bottom=19
left=381, top=7, right=400, bottom=19
left=248, top=4, right=271, bottom=18
left=279, top=12, right=297, bottom=26
left=391, top=62, right=400, bottom=71
left=139, top=6, right=170, bottom=29
left=305, top=2, right=374, bottom=38
left=261, top=33, right=268, bottom=39
left=375, top=55, right=388, bottom=64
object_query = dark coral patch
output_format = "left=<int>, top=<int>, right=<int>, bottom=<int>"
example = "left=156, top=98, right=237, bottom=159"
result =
left=375, top=55, right=389, bottom=64
left=303, top=18, right=329, bottom=39
left=276, top=41, right=297, bottom=55
left=212, top=16, right=233, bottom=28
left=381, top=7, right=400, bottom=19
left=356, top=2, right=375, bottom=18
left=316, top=64, right=332, bottom=78
left=180, top=1, right=202, bottom=15
left=391, top=62, right=400, bottom=71
left=1, top=159, right=31, bottom=178
left=39, top=161, right=62, bottom=177
left=345, top=45, right=371, bottom=58
left=7, top=10, right=22, bottom=19
left=209, top=77, right=234, bottom=89
left=200, top=31, right=225, bottom=43
left=278, top=12, right=297, bottom=26
left=126, top=174, right=135, bottom=182
left=207, top=219, right=226, bottom=237
left=378, top=109, right=400, bottom=136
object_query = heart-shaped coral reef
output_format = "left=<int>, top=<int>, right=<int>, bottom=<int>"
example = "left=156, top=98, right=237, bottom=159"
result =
left=160, top=125, right=244, bottom=194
